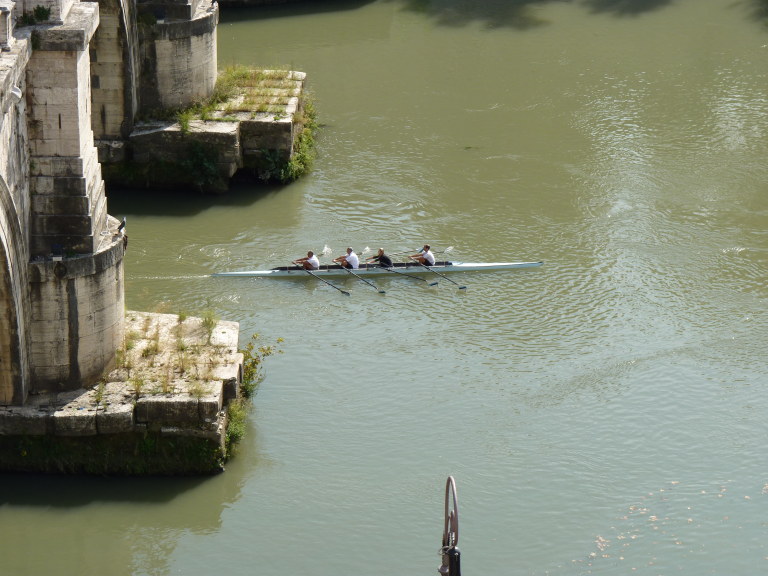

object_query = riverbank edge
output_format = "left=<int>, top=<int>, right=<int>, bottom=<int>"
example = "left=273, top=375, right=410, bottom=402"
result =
left=0, top=311, right=244, bottom=475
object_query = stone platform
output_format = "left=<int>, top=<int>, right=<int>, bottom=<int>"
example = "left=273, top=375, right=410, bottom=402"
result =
left=99, top=69, right=309, bottom=193
left=0, top=311, right=244, bottom=474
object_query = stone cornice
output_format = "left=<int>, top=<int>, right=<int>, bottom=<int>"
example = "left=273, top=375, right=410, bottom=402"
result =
left=29, top=1, right=99, bottom=52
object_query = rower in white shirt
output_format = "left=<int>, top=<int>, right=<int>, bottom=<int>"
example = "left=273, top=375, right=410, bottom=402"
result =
left=410, top=244, right=435, bottom=266
left=333, top=247, right=359, bottom=269
left=293, top=250, right=320, bottom=270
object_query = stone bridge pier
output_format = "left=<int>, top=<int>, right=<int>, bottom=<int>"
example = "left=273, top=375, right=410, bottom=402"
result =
left=0, top=0, right=255, bottom=475
left=0, top=0, right=221, bottom=407
left=0, top=0, right=126, bottom=405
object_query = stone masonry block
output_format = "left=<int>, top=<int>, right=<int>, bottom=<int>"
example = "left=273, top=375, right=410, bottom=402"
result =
left=240, top=119, right=293, bottom=151
left=198, top=382, right=223, bottom=422
left=135, top=396, right=202, bottom=427
left=53, top=176, right=88, bottom=195
left=32, top=213, right=92, bottom=236
left=30, top=137, right=81, bottom=158
left=95, top=403, right=134, bottom=434
left=0, top=407, right=49, bottom=435
left=31, top=194, right=90, bottom=215
left=51, top=156, right=86, bottom=177
left=29, top=318, right=70, bottom=342
left=30, top=233, right=96, bottom=257
left=29, top=176, right=54, bottom=195
left=53, top=408, right=98, bottom=436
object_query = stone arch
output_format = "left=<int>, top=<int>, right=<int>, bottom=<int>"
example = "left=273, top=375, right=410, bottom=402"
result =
left=0, top=175, right=29, bottom=404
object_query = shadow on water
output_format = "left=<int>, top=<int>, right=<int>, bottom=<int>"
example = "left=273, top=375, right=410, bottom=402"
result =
left=385, top=0, right=674, bottom=28
left=106, top=180, right=286, bottom=217
left=385, top=0, right=559, bottom=29
left=751, top=0, right=768, bottom=21
left=219, top=0, right=378, bottom=22
left=582, top=0, right=672, bottom=16
left=0, top=472, right=207, bottom=506
left=219, top=0, right=768, bottom=29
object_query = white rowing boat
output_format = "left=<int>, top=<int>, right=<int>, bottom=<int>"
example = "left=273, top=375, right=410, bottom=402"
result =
left=211, top=261, right=543, bottom=278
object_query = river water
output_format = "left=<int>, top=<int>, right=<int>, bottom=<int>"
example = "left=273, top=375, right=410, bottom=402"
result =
left=2, top=1, right=768, bottom=574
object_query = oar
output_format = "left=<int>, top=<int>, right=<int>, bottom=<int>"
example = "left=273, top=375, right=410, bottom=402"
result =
left=383, top=266, right=438, bottom=286
left=343, top=266, right=385, bottom=294
left=301, top=267, right=350, bottom=296
left=410, top=259, right=466, bottom=290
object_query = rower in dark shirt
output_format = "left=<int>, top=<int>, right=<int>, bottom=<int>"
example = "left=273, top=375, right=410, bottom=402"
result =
left=366, top=247, right=394, bottom=268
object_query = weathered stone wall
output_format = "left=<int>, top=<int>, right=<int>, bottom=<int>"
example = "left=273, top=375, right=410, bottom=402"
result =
left=0, top=0, right=250, bottom=473
left=27, top=234, right=125, bottom=391
left=137, top=0, right=218, bottom=111
left=26, top=3, right=108, bottom=258
left=20, top=1, right=126, bottom=395
left=88, top=0, right=140, bottom=141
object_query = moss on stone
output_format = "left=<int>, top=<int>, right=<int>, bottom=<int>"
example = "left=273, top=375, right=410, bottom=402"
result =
left=0, top=433, right=225, bottom=475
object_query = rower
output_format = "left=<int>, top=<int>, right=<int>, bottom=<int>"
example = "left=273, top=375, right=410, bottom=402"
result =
left=365, top=247, right=393, bottom=268
left=293, top=250, right=319, bottom=270
left=333, top=247, right=359, bottom=269
left=410, top=244, right=436, bottom=266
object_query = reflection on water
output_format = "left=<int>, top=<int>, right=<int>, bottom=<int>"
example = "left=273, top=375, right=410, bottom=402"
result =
left=0, top=423, right=261, bottom=576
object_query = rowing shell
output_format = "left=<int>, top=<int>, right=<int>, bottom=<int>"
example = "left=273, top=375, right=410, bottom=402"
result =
left=211, top=261, right=543, bottom=278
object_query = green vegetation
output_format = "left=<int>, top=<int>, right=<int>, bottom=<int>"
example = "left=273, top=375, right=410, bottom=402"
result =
left=18, top=5, right=51, bottom=26
left=201, top=307, right=219, bottom=344
left=0, top=434, right=225, bottom=475
left=240, top=334, right=283, bottom=398
left=225, top=334, right=283, bottom=456
left=94, top=380, right=106, bottom=406
left=162, top=66, right=306, bottom=131
left=129, top=375, right=145, bottom=399
left=180, top=141, right=221, bottom=192
left=189, top=380, right=206, bottom=400
left=280, top=94, right=317, bottom=182
left=123, top=65, right=318, bottom=187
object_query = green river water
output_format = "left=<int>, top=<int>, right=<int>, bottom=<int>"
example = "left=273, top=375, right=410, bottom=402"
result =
left=2, top=0, right=768, bottom=574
